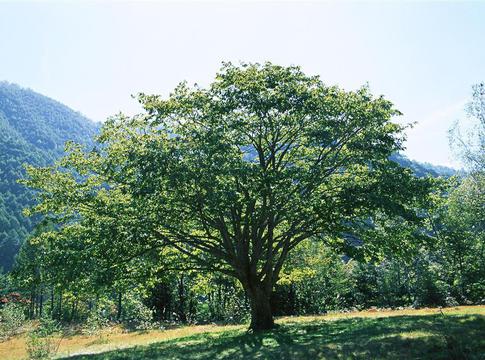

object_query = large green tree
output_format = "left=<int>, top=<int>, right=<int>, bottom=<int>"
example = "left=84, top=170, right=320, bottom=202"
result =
left=23, top=63, right=430, bottom=330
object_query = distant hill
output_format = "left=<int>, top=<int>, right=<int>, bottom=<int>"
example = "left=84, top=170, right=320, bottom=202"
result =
left=390, top=153, right=457, bottom=178
left=0, top=82, right=99, bottom=271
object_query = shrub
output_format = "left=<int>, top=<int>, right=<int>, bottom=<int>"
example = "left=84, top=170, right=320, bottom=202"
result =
left=122, top=295, right=154, bottom=330
left=82, top=309, right=110, bottom=336
left=444, top=295, right=459, bottom=307
left=26, top=332, right=55, bottom=360
left=36, top=315, right=60, bottom=337
left=26, top=315, right=61, bottom=359
left=0, top=302, right=26, bottom=340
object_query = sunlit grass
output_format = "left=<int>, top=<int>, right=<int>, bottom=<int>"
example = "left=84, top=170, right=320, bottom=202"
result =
left=0, top=306, right=483, bottom=359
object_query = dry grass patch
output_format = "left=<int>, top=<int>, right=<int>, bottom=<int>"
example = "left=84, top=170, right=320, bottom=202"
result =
left=0, top=324, right=243, bottom=359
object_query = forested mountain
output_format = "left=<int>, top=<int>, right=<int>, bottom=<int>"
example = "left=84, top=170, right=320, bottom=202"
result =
left=0, top=82, right=98, bottom=271
left=390, top=153, right=458, bottom=178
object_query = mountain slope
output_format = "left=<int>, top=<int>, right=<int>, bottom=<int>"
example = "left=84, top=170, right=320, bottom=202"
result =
left=390, top=153, right=456, bottom=178
left=0, top=82, right=99, bottom=271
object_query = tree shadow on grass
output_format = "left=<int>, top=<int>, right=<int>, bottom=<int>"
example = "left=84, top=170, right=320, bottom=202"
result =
left=67, top=314, right=485, bottom=360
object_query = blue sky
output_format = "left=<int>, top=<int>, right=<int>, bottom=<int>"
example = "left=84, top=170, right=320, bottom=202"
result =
left=1, top=1, right=484, bottom=168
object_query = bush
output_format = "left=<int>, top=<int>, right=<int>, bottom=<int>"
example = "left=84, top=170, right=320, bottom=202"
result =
left=26, top=314, right=61, bottom=359
left=122, top=295, right=154, bottom=330
left=26, top=333, right=55, bottom=360
left=444, top=295, right=459, bottom=307
left=82, top=309, right=110, bottom=336
left=36, top=315, right=60, bottom=337
left=0, top=302, right=26, bottom=340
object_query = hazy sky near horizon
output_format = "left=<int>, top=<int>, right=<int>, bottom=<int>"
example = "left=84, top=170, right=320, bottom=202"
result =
left=1, top=1, right=484, bottom=168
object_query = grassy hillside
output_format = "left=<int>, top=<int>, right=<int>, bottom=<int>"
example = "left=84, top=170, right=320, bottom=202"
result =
left=1, top=306, right=483, bottom=360
left=0, top=82, right=99, bottom=271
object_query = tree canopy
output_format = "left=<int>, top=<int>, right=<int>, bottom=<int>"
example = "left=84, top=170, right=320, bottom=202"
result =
left=23, top=63, right=432, bottom=330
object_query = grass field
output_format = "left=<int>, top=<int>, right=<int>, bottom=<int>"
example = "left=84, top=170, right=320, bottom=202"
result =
left=1, top=306, right=484, bottom=359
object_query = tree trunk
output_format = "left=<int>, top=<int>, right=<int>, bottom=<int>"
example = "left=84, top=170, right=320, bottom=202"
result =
left=245, top=282, right=274, bottom=331
left=177, top=274, right=187, bottom=323
left=117, top=292, right=122, bottom=321
left=50, top=288, right=54, bottom=318
left=39, top=291, right=43, bottom=318
left=30, top=290, right=35, bottom=319
left=58, top=292, right=63, bottom=321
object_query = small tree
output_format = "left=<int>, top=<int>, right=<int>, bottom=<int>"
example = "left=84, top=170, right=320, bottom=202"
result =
left=450, top=82, right=485, bottom=175
left=24, top=63, right=430, bottom=330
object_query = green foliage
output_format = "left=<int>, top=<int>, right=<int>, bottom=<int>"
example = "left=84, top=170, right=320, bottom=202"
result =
left=4, top=64, right=475, bottom=333
left=143, top=270, right=248, bottom=325
left=34, top=315, right=60, bottom=338
left=0, top=65, right=481, bottom=338
left=26, top=332, right=56, bottom=360
left=121, top=293, right=154, bottom=331
left=25, top=313, right=61, bottom=359
left=0, top=302, right=26, bottom=340
left=0, top=270, right=14, bottom=297
left=83, top=310, right=110, bottom=336
left=191, top=273, right=249, bottom=324
left=425, top=176, right=485, bottom=304
left=275, top=242, right=355, bottom=314
left=22, top=62, right=432, bottom=329
left=80, top=296, right=118, bottom=334
left=348, top=174, right=483, bottom=309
